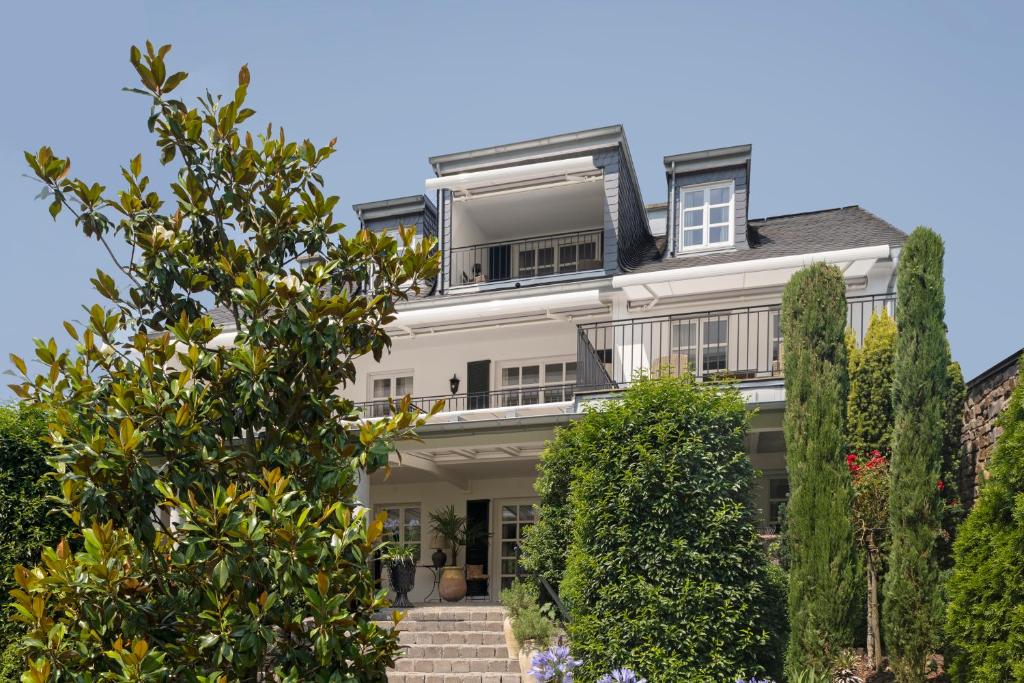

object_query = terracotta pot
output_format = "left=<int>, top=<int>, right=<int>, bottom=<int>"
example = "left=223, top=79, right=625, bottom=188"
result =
left=519, top=641, right=540, bottom=683
left=438, top=566, right=467, bottom=602
left=503, top=616, right=519, bottom=658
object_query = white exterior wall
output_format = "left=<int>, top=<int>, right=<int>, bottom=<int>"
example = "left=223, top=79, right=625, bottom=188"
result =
left=342, top=319, right=581, bottom=404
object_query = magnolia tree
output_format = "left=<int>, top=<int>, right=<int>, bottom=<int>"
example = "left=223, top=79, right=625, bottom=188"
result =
left=9, top=43, right=439, bottom=681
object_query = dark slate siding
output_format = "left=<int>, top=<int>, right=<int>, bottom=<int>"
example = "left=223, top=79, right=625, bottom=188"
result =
left=672, top=165, right=749, bottom=252
left=593, top=147, right=656, bottom=273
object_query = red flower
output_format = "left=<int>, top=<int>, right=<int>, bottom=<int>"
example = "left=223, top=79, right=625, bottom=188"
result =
left=846, top=454, right=858, bottom=465
left=870, top=449, right=881, bottom=457
left=936, top=479, right=945, bottom=491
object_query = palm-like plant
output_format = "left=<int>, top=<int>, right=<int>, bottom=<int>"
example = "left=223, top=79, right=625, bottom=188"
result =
left=428, top=505, right=489, bottom=566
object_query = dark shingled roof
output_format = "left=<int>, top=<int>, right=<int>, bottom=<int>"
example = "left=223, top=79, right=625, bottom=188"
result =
left=629, top=205, right=906, bottom=273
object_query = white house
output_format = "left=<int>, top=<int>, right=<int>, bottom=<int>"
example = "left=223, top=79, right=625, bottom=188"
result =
left=343, top=125, right=903, bottom=603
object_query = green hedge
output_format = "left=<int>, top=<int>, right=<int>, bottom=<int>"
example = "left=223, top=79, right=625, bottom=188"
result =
left=558, top=374, right=783, bottom=682
left=946, top=362, right=1024, bottom=681
left=0, top=404, right=71, bottom=681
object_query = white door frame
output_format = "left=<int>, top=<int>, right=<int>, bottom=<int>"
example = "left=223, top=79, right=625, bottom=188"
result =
left=490, top=497, right=539, bottom=600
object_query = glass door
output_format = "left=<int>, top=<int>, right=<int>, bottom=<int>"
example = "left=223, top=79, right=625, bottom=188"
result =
left=495, top=500, right=538, bottom=591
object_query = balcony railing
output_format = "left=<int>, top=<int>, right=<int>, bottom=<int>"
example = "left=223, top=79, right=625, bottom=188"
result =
left=355, top=383, right=576, bottom=418
left=576, top=294, right=896, bottom=390
left=449, top=229, right=604, bottom=287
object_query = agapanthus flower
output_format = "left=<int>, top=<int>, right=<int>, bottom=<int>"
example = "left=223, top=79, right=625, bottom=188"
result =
left=597, top=668, right=647, bottom=683
left=529, top=645, right=582, bottom=683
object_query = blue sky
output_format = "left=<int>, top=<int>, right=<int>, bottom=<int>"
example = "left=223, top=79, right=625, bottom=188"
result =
left=1, top=1, right=1021, bottom=395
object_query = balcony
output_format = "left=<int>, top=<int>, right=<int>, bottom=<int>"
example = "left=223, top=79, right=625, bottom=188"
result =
left=576, top=294, right=896, bottom=390
left=356, top=383, right=576, bottom=419
left=449, top=229, right=604, bottom=287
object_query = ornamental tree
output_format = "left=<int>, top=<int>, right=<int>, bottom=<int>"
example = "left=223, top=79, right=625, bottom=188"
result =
left=883, top=227, right=949, bottom=682
left=781, top=263, right=860, bottom=674
left=9, top=42, right=439, bottom=681
left=847, top=450, right=890, bottom=673
left=946, top=362, right=1024, bottom=682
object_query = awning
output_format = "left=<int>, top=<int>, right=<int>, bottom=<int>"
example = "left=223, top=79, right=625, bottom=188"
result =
left=612, top=245, right=892, bottom=302
left=425, top=156, right=597, bottom=193
left=390, top=289, right=606, bottom=333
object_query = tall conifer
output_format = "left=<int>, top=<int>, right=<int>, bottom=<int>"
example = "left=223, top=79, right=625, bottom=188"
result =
left=884, top=227, right=948, bottom=681
left=782, top=262, right=860, bottom=673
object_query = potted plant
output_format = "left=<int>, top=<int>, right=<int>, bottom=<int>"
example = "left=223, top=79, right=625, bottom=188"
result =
left=382, top=544, right=417, bottom=608
left=429, top=505, right=470, bottom=601
left=500, top=579, right=540, bottom=658
left=511, top=604, right=554, bottom=683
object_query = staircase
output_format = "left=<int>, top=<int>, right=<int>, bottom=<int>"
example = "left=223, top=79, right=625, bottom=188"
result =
left=379, top=604, right=522, bottom=682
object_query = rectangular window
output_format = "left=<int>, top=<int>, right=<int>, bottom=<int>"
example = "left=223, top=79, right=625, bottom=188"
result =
left=768, top=478, right=789, bottom=525
left=678, top=182, right=734, bottom=250
left=368, top=373, right=414, bottom=417
left=377, top=504, right=422, bottom=562
left=499, top=360, right=576, bottom=406
left=702, top=318, right=729, bottom=373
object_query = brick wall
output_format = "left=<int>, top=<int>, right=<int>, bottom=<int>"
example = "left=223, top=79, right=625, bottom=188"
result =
left=961, top=350, right=1021, bottom=505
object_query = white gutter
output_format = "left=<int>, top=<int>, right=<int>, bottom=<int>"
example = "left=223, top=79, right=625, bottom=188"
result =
left=391, top=289, right=604, bottom=330
left=612, top=244, right=891, bottom=289
left=425, top=156, right=597, bottom=192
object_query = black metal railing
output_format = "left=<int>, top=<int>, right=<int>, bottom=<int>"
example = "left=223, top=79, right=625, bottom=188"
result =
left=449, top=229, right=604, bottom=287
left=355, top=383, right=576, bottom=418
left=576, top=294, right=897, bottom=390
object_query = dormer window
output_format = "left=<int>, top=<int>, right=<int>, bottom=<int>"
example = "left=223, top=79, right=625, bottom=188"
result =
left=679, top=182, right=734, bottom=250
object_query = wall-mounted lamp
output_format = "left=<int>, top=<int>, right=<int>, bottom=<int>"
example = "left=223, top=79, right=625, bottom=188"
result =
left=449, top=374, right=461, bottom=395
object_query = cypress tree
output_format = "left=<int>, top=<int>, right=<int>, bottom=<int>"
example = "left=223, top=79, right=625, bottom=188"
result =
left=847, top=309, right=898, bottom=454
left=782, top=262, right=860, bottom=673
left=946, top=362, right=1024, bottom=681
left=884, top=227, right=949, bottom=681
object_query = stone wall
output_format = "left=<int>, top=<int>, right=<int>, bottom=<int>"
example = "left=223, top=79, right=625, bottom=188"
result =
left=961, top=349, right=1021, bottom=506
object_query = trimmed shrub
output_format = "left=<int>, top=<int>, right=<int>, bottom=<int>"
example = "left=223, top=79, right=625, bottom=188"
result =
left=884, top=227, right=949, bottom=682
left=559, top=374, right=782, bottom=682
left=945, top=362, right=1024, bottom=682
left=781, top=263, right=860, bottom=673
left=0, top=405, right=73, bottom=681
left=520, top=419, right=583, bottom=589
left=846, top=309, right=897, bottom=454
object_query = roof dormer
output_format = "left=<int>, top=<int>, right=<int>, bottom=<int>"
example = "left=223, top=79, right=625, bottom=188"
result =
left=664, top=144, right=751, bottom=256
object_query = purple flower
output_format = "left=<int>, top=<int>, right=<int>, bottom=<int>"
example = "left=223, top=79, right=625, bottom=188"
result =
left=735, top=679, right=776, bottom=683
left=598, top=668, right=648, bottom=683
left=529, top=645, right=582, bottom=683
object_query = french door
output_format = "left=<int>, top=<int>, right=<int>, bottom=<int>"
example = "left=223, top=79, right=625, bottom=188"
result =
left=494, top=499, right=538, bottom=593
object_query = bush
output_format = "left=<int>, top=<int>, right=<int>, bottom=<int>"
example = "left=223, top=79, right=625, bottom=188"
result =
left=559, top=374, right=781, bottom=682
left=846, top=309, right=897, bottom=454
left=945, top=362, right=1024, bottom=682
left=520, top=419, right=583, bottom=589
left=500, top=579, right=541, bottom=621
left=512, top=605, right=555, bottom=648
left=0, top=405, right=73, bottom=681
left=781, top=263, right=861, bottom=672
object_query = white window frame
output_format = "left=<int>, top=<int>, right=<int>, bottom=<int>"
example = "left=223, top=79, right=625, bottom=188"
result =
left=496, top=356, right=576, bottom=407
left=375, top=503, right=422, bottom=562
left=676, top=180, right=735, bottom=252
left=367, top=370, right=415, bottom=417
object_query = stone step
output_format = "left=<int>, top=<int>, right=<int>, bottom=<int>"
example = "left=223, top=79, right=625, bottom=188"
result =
left=403, top=644, right=510, bottom=659
left=397, top=619, right=505, bottom=633
left=378, top=607, right=506, bottom=623
left=393, top=658, right=520, bottom=674
left=387, top=673, right=521, bottom=683
left=400, top=630, right=506, bottom=646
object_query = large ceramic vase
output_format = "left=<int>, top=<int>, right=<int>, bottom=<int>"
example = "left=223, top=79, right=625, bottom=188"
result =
left=518, top=640, right=540, bottom=683
left=388, top=560, right=416, bottom=608
left=438, top=566, right=467, bottom=602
